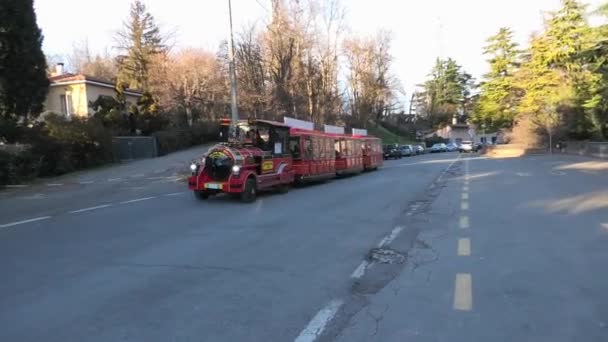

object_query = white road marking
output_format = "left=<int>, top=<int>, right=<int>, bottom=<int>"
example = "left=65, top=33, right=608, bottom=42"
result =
left=164, top=192, right=186, bottom=197
left=120, top=196, right=157, bottom=204
left=459, top=216, right=470, bottom=229
left=131, top=174, right=145, bottom=178
left=79, top=181, right=95, bottom=185
left=350, top=260, right=369, bottom=279
left=461, top=201, right=469, bottom=211
left=69, top=204, right=112, bottom=214
left=437, top=155, right=462, bottom=182
left=458, top=238, right=471, bottom=256
left=0, top=216, right=52, bottom=228
left=462, top=193, right=469, bottom=200
left=463, top=186, right=469, bottom=192
left=5, top=184, right=28, bottom=188
left=108, top=178, right=122, bottom=182
left=378, top=226, right=405, bottom=248
left=46, top=183, right=63, bottom=187
left=454, top=273, right=473, bottom=311
left=294, top=299, right=344, bottom=342
left=147, top=176, right=166, bottom=180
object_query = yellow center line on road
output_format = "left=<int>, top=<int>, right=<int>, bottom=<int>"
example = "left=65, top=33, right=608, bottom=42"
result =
left=454, top=273, right=473, bottom=311
left=457, top=238, right=471, bottom=256
left=459, top=216, right=470, bottom=229
left=461, top=201, right=469, bottom=211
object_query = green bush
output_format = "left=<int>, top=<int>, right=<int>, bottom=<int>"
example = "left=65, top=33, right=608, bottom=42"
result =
left=16, top=114, right=115, bottom=179
left=0, top=150, right=40, bottom=185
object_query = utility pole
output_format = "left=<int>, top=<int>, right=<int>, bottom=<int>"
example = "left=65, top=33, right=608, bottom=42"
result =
left=227, top=0, right=239, bottom=138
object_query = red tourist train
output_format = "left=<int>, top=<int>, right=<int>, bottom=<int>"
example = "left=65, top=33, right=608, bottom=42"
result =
left=188, top=118, right=383, bottom=202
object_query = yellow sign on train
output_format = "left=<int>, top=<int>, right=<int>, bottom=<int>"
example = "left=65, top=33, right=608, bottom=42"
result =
left=262, top=161, right=274, bottom=172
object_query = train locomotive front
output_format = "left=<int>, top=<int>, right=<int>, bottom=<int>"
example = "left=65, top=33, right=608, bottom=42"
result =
left=188, top=120, right=294, bottom=202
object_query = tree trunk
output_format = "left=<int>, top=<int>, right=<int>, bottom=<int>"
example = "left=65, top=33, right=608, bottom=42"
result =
left=548, top=128, right=553, bottom=154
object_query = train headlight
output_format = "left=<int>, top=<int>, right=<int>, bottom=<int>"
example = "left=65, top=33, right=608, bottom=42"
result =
left=232, top=165, right=241, bottom=176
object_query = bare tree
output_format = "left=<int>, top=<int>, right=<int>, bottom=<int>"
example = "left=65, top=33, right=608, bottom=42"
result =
left=68, top=40, right=118, bottom=81
left=344, top=30, right=398, bottom=126
left=149, top=49, right=227, bottom=126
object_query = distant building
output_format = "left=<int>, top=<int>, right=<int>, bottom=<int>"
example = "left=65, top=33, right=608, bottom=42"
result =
left=426, top=123, right=506, bottom=144
left=43, top=63, right=142, bottom=118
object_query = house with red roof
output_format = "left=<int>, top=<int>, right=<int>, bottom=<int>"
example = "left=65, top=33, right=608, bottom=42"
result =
left=43, top=63, right=143, bottom=118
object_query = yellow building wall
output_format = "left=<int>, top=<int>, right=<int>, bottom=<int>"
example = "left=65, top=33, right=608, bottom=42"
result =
left=43, top=86, right=64, bottom=115
left=85, top=86, right=141, bottom=116
left=44, top=82, right=141, bottom=118
left=44, top=83, right=88, bottom=117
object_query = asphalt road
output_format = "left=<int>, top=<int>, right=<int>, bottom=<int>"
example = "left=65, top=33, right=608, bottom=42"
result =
left=0, top=150, right=459, bottom=342
left=1, top=151, right=606, bottom=342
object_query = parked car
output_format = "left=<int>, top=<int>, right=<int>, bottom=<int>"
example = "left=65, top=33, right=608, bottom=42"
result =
left=446, top=143, right=459, bottom=152
left=414, top=144, right=425, bottom=154
left=383, top=144, right=402, bottom=159
left=458, top=141, right=479, bottom=153
left=400, top=145, right=414, bottom=157
left=430, top=143, right=448, bottom=153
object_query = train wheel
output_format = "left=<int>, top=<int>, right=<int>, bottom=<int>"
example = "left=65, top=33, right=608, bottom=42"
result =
left=194, top=190, right=209, bottom=200
left=241, top=178, right=257, bottom=203
left=277, top=184, right=289, bottom=194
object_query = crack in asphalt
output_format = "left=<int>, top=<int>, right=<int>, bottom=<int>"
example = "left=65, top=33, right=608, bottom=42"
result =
left=365, top=304, right=390, bottom=337
left=324, top=157, right=464, bottom=341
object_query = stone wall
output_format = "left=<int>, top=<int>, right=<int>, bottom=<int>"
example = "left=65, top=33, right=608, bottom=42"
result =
left=562, top=141, right=608, bottom=159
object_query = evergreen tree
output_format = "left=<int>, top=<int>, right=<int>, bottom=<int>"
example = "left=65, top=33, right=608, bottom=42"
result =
left=581, top=2, right=608, bottom=139
left=473, top=28, right=520, bottom=131
left=421, top=58, right=473, bottom=127
left=116, top=0, right=165, bottom=91
left=0, top=0, right=49, bottom=124
left=516, top=0, right=595, bottom=145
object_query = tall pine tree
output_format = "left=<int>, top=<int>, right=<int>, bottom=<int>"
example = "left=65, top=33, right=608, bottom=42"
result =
left=473, top=28, right=520, bottom=131
left=0, top=0, right=49, bottom=124
left=116, top=0, right=165, bottom=91
left=421, top=58, right=473, bottom=128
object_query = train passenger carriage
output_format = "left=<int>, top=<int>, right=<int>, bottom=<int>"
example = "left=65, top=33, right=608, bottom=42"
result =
left=359, top=136, right=383, bottom=170
left=334, top=135, right=365, bottom=175
left=289, top=128, right=336, bottom=183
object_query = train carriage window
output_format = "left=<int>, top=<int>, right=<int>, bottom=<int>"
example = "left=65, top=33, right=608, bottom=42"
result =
left=289, top=137, right=302, bottom=159
left=312, top=136, right=320, bottom=159
left=340, top=139, right=347, bottom=156
left=335, top=140, right=341, bottom=157
left=346, top=140, right=353, bottom=157
left=304, top=136, right=313, bottom=160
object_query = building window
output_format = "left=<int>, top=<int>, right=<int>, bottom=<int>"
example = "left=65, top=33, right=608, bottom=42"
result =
left=59, top=94, right=73, bottom=117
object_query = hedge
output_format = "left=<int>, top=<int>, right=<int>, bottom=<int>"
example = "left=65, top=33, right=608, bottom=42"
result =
left=1, top=117, right=220, bottom=186
left=1, top=114, right=114, bottom=185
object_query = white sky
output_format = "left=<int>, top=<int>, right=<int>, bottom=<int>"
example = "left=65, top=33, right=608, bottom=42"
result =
left=35, top=0, right=605, bottom=105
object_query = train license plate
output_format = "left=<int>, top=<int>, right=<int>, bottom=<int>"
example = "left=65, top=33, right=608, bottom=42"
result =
left=205, top=183, right=222, bottom=190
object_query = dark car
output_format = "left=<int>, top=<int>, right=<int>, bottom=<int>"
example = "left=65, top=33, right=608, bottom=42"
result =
left=383, top=144, right=402, bottom=159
